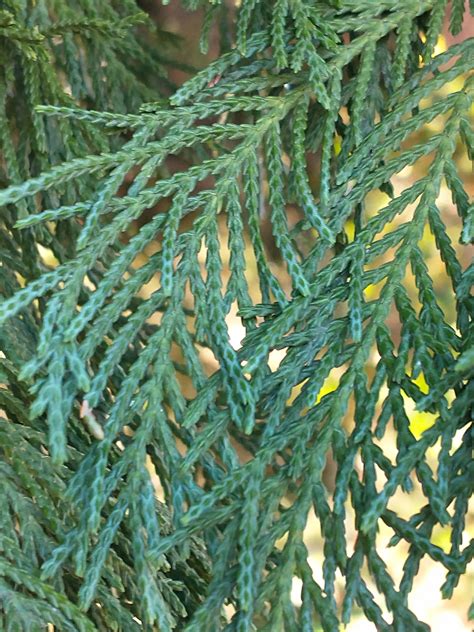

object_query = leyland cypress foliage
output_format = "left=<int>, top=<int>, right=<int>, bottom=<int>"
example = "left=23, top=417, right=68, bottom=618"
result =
left=0, top=0, right=473, bottom=630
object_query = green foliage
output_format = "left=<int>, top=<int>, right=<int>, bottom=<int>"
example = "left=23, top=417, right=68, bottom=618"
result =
left=0, top=0, right=473, bottom=630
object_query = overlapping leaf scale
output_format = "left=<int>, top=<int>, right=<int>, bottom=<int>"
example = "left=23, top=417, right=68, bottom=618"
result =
left=0, top=4, right=472, bottom=629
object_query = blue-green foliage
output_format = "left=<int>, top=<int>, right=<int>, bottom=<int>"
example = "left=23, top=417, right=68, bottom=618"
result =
left=0, top=0, right=473, bottom=629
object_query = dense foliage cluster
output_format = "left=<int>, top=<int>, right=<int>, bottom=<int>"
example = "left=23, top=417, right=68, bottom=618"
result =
left=0, top=0, right=472, bottom=630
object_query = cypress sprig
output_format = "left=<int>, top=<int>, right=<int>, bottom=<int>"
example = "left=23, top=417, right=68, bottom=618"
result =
left=1, top=0, right=473, bottom=629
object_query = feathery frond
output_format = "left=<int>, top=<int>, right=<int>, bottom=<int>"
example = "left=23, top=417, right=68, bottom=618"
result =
left=0, top=0, right=472, bottom=629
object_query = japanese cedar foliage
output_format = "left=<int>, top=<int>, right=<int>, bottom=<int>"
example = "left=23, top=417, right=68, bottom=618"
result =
left=0, top=0, right=473, bottom=630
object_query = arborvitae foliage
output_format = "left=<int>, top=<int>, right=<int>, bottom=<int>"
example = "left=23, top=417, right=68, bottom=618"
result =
left=0, top=0, right=473, bottom=629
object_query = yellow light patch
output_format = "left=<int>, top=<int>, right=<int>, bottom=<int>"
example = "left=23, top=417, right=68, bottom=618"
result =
left=37, top=244, right=59, bottom=267
left=432, top=525, right=452, bottom=553
left=286, top=381, right=304, bottom=406
left=408, top=411, right=437, bottom=439
left=413, top=373, right=429, bottom=395
left=434, top=35, right=447, bottom=56
left=345, top=219, right=355, bottom=241
left=364, top=283, right=378, bottom=300
left=316, top=375, right=338, bottom=404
